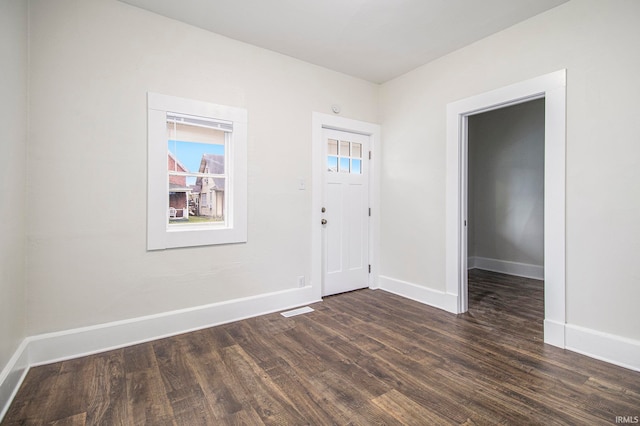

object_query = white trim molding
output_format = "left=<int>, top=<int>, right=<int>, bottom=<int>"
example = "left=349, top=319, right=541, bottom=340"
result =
left=446, top=69, right=567, bottom=348
left=0, top=286, right=320, bottom=421
left=28, top=286, right=319, bottom=367
left=378, top=276, right=458, bottom=314
left=566, top=325, right=640, bottom=372
left=468, top=257, right=544, bottom=280
left=543, top=319, right=566, bottom=349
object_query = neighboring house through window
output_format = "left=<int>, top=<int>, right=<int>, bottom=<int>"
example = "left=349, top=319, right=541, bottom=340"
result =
left=168, top=151, right=190, bottom=220
left=148, top=93, right=247, bottom=250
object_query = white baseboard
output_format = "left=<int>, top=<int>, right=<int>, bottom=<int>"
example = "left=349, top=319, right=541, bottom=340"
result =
left=3, top=281, right=640, bottom=421
left=544, top=319, right=566, bottom=348
left=468, top=256, right=544, bottom=280
left=27, top=285, right=320, bottom=367
left=566, top=324, right=640, bottom=372
left=0, top=340, right=29, bottom=422
left=378, top=275, right=458, bottom=314
left=0, top=286, right=320, bottom=421
left=379, top=275, right=640, bottom=373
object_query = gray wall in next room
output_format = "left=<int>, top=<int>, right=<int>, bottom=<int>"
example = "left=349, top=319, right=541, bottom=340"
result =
left=468, top=98, right=545, bottom=268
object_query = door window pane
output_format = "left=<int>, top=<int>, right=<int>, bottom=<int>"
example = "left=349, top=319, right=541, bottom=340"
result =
left=340, top=141, right=350, bottom=156
left=339, top=157, right=350, bottom=173
left=327, top=156, right=338, bottom=172
left=352, top=143, right=362, bottom=159
left=328, top=139, right=338, bottom=156
left=352, top=159, right=362, bottom=174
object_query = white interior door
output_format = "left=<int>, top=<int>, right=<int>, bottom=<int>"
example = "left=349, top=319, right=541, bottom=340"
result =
left=322, top=128, right=370, bottom=296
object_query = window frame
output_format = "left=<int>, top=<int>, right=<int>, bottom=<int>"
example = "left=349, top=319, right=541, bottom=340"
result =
left=327, top=138, right=363, bottom=175
left=147, top=92, right=247, bottom=250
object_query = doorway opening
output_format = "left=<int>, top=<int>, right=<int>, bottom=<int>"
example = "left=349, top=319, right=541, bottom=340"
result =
left=466, top=99, right=545, bottom=335
left=445, top=70, right=566, bottom=348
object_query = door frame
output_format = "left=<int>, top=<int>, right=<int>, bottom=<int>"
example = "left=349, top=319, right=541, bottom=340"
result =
left=311, top=112, right=381, bottom=300
left=445, top=70, right=567, bottom=348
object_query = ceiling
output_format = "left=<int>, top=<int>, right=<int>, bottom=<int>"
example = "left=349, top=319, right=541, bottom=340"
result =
left=119, top=0, right=568, bottom=84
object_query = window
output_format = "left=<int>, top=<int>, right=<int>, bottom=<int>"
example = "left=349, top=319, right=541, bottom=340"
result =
left=148, top=93, right=247, bottom=250
left=327, top=138, right=362, bottom=174
left=167, top=114, right=227, bottom=225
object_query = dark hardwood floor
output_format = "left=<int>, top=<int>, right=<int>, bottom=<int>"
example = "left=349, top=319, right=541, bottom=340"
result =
left=4, top=269, right=639, bottom=425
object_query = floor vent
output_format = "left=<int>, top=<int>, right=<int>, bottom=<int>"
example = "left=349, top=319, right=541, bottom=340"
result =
left=280, top=306, right=314, bottom=318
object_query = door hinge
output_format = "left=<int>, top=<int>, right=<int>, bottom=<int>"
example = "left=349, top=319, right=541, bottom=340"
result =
left=368, top=207, right=371, bottom=217
left=368, top=264, right=371, bottom=273
left=369, top=151, right=372, bottom=160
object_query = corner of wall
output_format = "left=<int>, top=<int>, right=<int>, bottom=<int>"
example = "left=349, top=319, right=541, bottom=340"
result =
left=0, top=285, right=320, bottom=421
left=0, top=2, right=29, bottom=420
left=0, top=340, right=29, bottom=422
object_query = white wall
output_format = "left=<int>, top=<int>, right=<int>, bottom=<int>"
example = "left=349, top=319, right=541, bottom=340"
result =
left=468, top=99, right=545, bottom=269
left=0, top=0, right=27, bottom=373
left=380, top=0, right=640, bottom=340
left=26, top=0, right=378, bottom=335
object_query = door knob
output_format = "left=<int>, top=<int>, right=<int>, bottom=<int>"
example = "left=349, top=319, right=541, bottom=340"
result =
left=321, top=219, right=327, bottom=225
